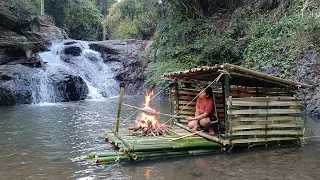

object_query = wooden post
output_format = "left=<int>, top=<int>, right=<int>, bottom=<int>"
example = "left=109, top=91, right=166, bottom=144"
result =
left=40, top=0, right=45, bottom=16
left=169, top=87, right=173, bottom=126
left=115, top=82, right=125, bottom=134
left=224, top=74, right=230, bottom=134
left=174, top=82, right=180, bottom=122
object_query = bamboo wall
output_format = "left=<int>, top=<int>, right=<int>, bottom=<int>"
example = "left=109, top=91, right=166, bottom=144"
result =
left=230, top=86, right=294, bottom=98
left=227, top=96, right=304, bottom=145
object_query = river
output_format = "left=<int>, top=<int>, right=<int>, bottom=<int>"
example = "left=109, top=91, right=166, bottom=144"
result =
left=1, top=97, right=320, bottom=180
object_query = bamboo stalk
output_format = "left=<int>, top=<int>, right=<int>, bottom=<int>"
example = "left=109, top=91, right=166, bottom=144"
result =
left=174, top=122, right=226, bottom=146
left=224, top=63, right=312, bottom=88
left=131, top=149, right=220, bottom=161
left=169, top=131, right=202, bottom=141
left=96, top=155, right=131, bottom=165
left=115, top=83, right=125, bottom=133
left=130, top=142, right=221, bottom=152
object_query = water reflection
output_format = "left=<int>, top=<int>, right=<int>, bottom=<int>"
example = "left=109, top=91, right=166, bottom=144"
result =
left=0, top=97, right=320, bottom=180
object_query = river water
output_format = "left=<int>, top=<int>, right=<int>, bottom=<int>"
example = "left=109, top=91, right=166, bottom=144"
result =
left=1, top=97, right=320, bottom=180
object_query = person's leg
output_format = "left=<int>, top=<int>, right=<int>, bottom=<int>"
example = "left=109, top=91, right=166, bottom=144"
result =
left=199, top=117, right=215, bottom=135
left=188, top=120, right=198, bottom=132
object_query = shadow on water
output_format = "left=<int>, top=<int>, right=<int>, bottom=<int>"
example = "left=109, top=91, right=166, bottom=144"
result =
left=0, top=97, right=320, bottom=180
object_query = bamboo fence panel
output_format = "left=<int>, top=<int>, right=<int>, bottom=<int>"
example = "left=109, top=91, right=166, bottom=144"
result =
left=227, top=96, right=304, bottom=145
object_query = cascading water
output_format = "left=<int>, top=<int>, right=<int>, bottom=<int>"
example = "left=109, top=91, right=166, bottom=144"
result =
left=30, top=40, right=119, bottom=104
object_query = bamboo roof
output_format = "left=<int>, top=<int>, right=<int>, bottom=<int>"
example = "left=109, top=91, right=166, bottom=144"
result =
left=163, top=63, right=312, bottom=88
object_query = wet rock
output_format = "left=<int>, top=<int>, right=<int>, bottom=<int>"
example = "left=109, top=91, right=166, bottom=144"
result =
left=0, top=64, right=88, bottom=105
left=0, top=64, right=40, bottom=105
left=64, top=46, right=82, bottom=56
left=51, top=71, right=88, bottom=102
left=64, top=41, right=78, bottom=46
left=89, top=40, right=150, bottom=95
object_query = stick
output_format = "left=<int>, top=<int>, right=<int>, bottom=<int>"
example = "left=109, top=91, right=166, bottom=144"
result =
left=169, top=131, right=203, bottom=141
left=123, top=103, right=185, bottom=119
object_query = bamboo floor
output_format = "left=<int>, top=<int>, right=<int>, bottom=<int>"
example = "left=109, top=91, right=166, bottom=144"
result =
left=85, top=124, right=302, bottom=165
left=87, top=125, right=224, bottom=165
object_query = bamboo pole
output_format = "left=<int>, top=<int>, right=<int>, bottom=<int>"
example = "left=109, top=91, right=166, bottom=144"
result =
left=115, top=83, right=125, bottom=133
left=174, top=122, right=226, bottom=146
left=130, top=149, right=219, bottom=161
left=169, top=131, right=202, bottom=141
left=40, top=0, right=45, bottom=16
left=163, top=78, right=222, bottom=86
left=224, top=63, right=312, bottom=88
left=174, top=82, right=179, bottom=122
left=96, top=155, right=131, bottom=165
left=224, top=74, right=230, bottom=134
left=169, top=86, right=173, bottom=126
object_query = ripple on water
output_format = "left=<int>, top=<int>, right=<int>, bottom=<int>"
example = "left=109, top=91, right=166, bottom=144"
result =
left=1, top=100, right=320, bottom=179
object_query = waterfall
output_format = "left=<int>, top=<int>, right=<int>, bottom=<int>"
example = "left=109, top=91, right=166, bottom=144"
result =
left=30, top=40, right=119, bottom=104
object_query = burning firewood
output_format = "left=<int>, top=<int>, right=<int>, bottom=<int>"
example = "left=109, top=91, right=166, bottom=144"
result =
left=128, top=121, right=170, bottom=136
left=127, top=90, right=171, bottom=136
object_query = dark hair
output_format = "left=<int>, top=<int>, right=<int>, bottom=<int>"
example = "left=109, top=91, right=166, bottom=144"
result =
left=203, top=86, right=213, bottom=98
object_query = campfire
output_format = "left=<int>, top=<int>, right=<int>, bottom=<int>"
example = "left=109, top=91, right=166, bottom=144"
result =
left=128, top=91, right=170, bottom=136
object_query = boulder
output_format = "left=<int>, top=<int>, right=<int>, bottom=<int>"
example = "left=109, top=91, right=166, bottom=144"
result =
left=50, top=70, right=88, bottom=102
left=0, top=64, right=89, bottom=105
left=0, top=64, right=40, bottom=105
left=89, top=40, right=150, bottom=95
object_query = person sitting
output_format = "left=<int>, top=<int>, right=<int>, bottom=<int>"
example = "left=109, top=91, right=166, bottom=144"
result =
left=186, top=86, right=217, bottom=135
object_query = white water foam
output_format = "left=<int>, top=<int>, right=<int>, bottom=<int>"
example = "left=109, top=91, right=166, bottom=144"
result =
left=30, top=40, right=118, bottom=104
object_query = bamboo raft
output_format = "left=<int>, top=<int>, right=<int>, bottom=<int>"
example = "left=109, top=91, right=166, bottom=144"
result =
left=88, top=125, right=224, bottom=165
left=85, top=64, right=310, bottom=165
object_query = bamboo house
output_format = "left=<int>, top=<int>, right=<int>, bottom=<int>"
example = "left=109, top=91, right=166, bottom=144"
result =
left=87, top=63, right=311, bottom=164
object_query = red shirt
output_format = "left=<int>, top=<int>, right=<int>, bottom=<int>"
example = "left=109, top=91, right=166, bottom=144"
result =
left=196, top=98, right=215, bottom=117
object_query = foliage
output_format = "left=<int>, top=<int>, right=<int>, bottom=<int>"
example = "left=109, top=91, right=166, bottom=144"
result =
left=18, top=0, right=42, bottom=15
left=64, top=0, right=103, bottom=40
left=44, top=0, right=103, bottom=40
left=107, top=0, right=163, bottom=40
left=243, top=1, right=320, bottom=78
left=140, top=0, right=320, bottom=86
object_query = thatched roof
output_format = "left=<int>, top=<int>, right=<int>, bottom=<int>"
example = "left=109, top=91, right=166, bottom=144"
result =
left=163, top=63, right=311, bottom=88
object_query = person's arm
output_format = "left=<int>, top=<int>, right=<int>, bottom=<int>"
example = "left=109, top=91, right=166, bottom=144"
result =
left=195, top=109, right=199, bottom=117
left=187, top=112, right=209, bottom=121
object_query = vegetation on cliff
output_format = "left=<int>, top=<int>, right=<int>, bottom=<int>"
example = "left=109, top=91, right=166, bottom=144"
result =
left=17, top=0, right=116, bottom=40
left=106, top=0, right=319, bottom=86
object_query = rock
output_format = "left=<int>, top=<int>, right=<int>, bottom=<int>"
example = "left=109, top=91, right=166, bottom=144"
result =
left=293, top=50, right=320, bottom=116
left=64, top=46, right=82, bottom=56
left=0, top=1, right=40, bottom=33
left=0, top=64, right=88, bottom=105
left=50, top=70, right=88, bottom=102
left=38, top=24, right=68, bottom=40
left=0, top=64, right=40, bottom=105
left=89, top=40, right=149, bottom=95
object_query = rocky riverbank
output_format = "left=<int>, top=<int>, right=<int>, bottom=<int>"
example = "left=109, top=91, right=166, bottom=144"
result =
left=0, top=2, right=148, bottom=105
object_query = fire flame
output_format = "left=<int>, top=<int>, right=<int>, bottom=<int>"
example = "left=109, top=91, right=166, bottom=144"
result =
left=138, top=90, right=159, bottom=127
